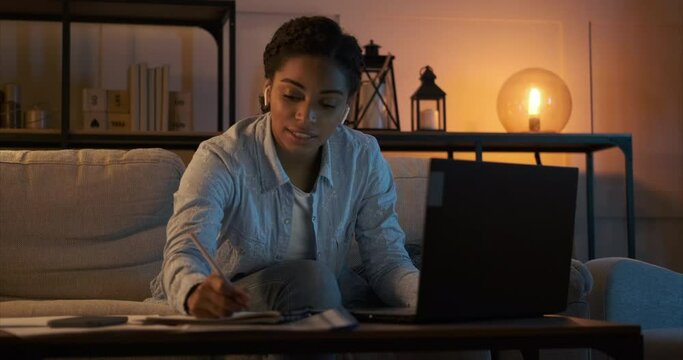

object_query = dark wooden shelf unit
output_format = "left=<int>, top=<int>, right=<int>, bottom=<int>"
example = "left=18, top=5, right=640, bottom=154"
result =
left=0, top=0, right=236, bottom=147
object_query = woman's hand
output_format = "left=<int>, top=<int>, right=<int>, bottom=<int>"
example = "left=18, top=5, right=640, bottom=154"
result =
left=186, top=273, right=251, bottom=318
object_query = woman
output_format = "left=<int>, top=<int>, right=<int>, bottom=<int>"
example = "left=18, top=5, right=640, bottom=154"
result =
left=152, top=16, right=419, bottom=318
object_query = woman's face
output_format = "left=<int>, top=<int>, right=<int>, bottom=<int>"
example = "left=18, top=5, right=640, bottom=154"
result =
left=267, top=55, right=350, bottom=160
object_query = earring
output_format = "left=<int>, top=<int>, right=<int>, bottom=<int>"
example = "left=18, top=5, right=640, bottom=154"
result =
left=341, top=105, right=350, bottom=124
left=263, top=87, right=270, bottom=108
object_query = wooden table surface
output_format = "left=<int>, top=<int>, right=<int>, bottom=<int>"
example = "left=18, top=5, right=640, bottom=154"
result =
left=1, top=315, right=642, bottom=359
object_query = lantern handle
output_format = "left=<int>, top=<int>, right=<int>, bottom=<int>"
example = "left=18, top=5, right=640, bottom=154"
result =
left=420, top=66, right=433, bottom=76
left=419, top=66, right=437, bottom=83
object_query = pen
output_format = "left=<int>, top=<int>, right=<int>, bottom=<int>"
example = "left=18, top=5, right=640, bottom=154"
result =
left=188, top=232, right=230, bottom=282
left=187, top=232, right=249, bottom=308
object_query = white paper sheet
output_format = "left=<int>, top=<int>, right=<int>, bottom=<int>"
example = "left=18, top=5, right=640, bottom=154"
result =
left=0, top=309, right=357, bottom=338
left=0, top=315, right=179, bottom=337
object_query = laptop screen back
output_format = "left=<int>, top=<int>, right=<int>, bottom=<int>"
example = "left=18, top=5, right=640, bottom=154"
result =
left=416, top=159, right=578, bottom=322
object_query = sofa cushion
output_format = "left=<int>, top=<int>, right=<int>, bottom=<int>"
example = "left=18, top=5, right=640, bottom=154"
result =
left=0, top=149, right=184, bottom=301
left=345, top=156, right=429, bottom=270
left=384, top=156, right=430, bottom=245
left=0, top=299, right=177, bottom=317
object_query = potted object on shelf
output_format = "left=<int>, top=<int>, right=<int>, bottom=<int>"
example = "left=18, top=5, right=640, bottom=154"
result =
left=24, top=106, right=48, bottom=129
left=1, top=83, right=21, bottom=128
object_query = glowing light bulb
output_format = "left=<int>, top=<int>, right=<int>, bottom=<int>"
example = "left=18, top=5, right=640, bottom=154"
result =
left=528, top=88, right=541, bottom=116
left=528, top=87, right=541, bottom=131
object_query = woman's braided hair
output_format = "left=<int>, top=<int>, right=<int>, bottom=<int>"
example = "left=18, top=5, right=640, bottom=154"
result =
left=263, top=16, right=363, bottom=96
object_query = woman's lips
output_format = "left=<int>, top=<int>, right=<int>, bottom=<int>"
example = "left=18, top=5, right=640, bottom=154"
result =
left=287, top=128, right=317, bottom=142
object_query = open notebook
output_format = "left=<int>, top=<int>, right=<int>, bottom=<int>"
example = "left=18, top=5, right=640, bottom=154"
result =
left=142, top=310, right=283, bottom=325
left=141, top=307, right=357, bottom=329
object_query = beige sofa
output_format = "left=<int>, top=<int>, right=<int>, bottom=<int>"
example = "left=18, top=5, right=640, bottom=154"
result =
left=0, top=148, right=591, bottom=325
left=0, top=148, right=179, bottom=316
left=586, top=257, right=682, bottom=360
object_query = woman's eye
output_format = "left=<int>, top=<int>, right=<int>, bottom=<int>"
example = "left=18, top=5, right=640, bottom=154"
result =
left=283, top=94, right=301, bottom=101
left=320, top=101, right=338, bottom=109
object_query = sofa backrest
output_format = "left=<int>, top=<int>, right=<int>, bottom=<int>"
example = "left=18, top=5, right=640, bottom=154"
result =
left=0, top=148, right=185, bottom=301
left=385, top=156, right=430, bottom=246
left=345, top=156, right=430, bottom=269
left=0, top=149, right=428, bottom=301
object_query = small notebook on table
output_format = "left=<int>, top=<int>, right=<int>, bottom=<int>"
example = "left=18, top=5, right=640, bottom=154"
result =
left=142, top=310, right=283, bottom=325
left=142, top=308, right=357, bottom=330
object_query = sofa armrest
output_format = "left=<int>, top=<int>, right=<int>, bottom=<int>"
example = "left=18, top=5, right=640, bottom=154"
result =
left=585, top=257, right=683, bottom=330
left=561, top=259, right=593, bottom=319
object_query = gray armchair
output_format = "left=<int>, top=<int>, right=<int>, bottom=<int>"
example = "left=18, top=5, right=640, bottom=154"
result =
left=586, top=257, right=683, bottom=360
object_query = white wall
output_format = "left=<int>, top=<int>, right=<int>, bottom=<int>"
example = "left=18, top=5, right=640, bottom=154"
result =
left=1, top=0, right=681, bottom=271
left=588, top=0, right=683, bottom=269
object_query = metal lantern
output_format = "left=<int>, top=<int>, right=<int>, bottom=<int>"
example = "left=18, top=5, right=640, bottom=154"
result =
left=411, top=66, right=446, bottom=132
left=351, top=40, right=400, bottom=130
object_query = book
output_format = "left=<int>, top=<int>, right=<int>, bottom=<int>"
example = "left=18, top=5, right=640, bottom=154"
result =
left=108, top=113, right=131, bottom=131
left=139, top=63, right=148, bottom=131
left=147, top=67, right=155, bottom=131
left=107, top=90, right=129, bottom=114
left=82, top=88, right=107, bottom=112
left=82, top=111, right=107, bottom=131
left=142, top=311, right=283, bottom=326
left=161, top=64, right=170, bottom=131
left=128, top=64, right=139, bottom=131
left=139, top=308, right=358, bottom=330
left=155, top=66, right=163, bottom=132
left=169, top=91, right=192, bottom=131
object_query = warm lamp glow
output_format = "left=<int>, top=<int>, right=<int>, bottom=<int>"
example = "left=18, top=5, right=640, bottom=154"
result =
left=528, top=88, right=541, bottom=116
left=497, top=68, right=572, bottom=133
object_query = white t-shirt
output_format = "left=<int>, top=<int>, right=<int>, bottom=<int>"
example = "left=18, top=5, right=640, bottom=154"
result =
left=284, top=184, right=316, bottom=260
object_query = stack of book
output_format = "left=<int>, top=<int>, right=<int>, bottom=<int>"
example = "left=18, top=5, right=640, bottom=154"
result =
left=82, top=64, right=192, bottom=132
left=82, top=88, right=129, bottom=131
left=128, top=63, right=169, bottom=131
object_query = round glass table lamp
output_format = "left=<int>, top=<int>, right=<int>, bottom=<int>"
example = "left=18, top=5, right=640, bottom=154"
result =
left=496, top=68, right=572, bottom=133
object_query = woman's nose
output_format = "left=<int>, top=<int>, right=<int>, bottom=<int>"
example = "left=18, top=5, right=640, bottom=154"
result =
left=296, top=102, right=317, bottom=123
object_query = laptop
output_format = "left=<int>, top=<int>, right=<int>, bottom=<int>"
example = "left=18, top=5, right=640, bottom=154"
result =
left=351, top=158, right=578, bottom=323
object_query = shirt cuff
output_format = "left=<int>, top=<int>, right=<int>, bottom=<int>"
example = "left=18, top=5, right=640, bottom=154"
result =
left=174, top=272, right=207, bottom=315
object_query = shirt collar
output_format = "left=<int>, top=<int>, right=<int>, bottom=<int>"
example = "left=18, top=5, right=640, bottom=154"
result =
left=257, top=113, right=336, bottom=192
left=318, top=134, right=334, bottom=188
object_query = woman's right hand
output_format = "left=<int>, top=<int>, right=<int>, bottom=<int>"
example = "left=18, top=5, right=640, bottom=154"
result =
left=186, top=273, right=251, bottom=318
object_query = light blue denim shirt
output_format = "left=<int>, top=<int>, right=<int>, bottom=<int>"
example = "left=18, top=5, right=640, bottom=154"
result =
left=152, top=113, right=419, bottom=314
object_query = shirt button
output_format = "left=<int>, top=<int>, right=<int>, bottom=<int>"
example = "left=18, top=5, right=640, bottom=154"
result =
left=312, top=216, right=317, bottom=221
left=284, top=219, right=291, bottom=225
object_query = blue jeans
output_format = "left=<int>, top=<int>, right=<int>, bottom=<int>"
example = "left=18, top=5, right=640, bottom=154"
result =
left=227, top=260, right=490, bottom=360
left=232, top=259, right=383, bottom=313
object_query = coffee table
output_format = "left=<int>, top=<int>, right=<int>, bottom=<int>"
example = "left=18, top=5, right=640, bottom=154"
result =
left=1, top=315, right=642, bottom=359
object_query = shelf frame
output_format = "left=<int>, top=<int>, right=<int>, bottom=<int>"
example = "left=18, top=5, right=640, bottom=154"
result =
left=0, top=0, right=236, bottom=143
